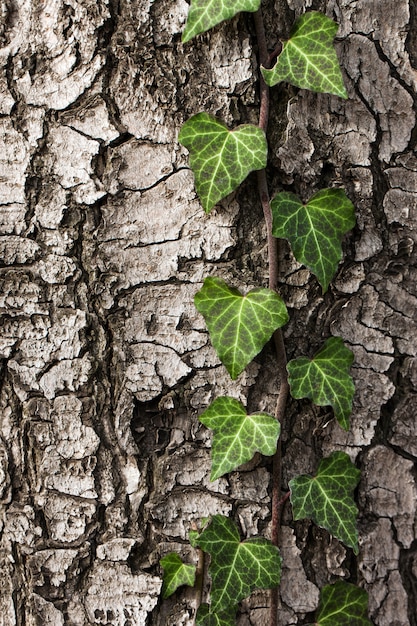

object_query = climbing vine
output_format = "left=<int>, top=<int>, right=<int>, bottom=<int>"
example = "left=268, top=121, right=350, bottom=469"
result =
left=159, top=1, right=372, bottom=624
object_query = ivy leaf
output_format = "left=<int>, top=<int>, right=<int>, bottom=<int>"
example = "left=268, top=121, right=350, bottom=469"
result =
left=316, top=581, right=373, bottom=625
left=271, top=189, right=355, bottom=292
left=289, top=452, right=360, bottom=553
left=160, top=553, right=196, bottom=599
left=195, top=515, right=282, bottom=611
left=196, top=604, right=237, bottom=626
left=262, top=12, right=347, bottom=98
left=182, top=0, right=261, bottom=43
left=287, top=337, right=355, bottom=430
left=194, top=277, right=289, bottom=379
left=179, top=113, right=267, bottom=213
left=199, top=396, right=280, bottom=480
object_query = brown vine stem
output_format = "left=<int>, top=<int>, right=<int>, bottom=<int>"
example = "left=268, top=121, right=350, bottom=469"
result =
left=191, top=521, right=205, bottom=618
left=254, top=8, right=289, bottom=626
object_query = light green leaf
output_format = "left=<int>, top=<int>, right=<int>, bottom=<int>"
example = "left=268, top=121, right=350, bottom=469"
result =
left=182, top=0, right=261, bottom=43
left=194, top=277, right=289, bottom=379
left=262, top=11, right=348, bottom=98
left=200, top=396, right=280, bottom=480
left=160, top=553, right=196, bottom=599
left=271, top=189, right=355, bottom=292
left=196, top=604, right=237, bottom=626
left=195, top=515, right=282, bottom=611
left=316, top=581, right=373, bottom=625
left=179, top=113, right=267, bottom=213
left=287, top=337, right=355, bottom=430
left=289, top=452, right=360, bottom=553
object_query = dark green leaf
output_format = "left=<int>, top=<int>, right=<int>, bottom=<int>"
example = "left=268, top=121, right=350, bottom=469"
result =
left=200, top=396, right=280, bottom=480
left=195, top=515, right=282, bottom=611
left=262, top=12, right=347, bottom=98
left=271, top=189, right=355, bottom=292
left=289, top=452, right=360, bottom=553
left=160, top=553, right=196, bottom=598
left=287, top=337, right=355, bottom=430
left=182, top=0, right=261, bottom=43
left=194, top=277, right=289, bottom=379
left=316, top=581, right=373, bottom=625
left=196, top=604, right=237, bottom=626
left=179, top=113, right=267, bottom=213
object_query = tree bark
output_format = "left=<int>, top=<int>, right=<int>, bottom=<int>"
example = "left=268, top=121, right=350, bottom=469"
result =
left=0, top=1, right=415, bottom=625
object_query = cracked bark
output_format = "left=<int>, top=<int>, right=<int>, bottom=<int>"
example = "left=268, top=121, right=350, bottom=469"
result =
left=0, top=1, right=416, bottom=625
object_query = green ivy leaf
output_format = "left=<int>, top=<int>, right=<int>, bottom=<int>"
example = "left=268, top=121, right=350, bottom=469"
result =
left=194, top=277, right=289, bottom=379
left=195, top=515, right=282, bottom=611
left=160, top=553, right=196, bottom=599
left=261, top=12, right=347, bottom=98
left=289, top=452, right=360, bottom=553
left=271, top=189, right=355, bottom=292
left=196, top=604, right=237, bottom=626
left=199, top=396, right=280, bottom=480
left=179, top=113, right=267, bottom=213
left=182, top=0, right=261, bottom=43
left=287, top=337, right=355, bottom=430
left=316, top=581, right=373, bottom=625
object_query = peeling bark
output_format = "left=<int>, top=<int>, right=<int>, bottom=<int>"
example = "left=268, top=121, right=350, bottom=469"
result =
left=0, top=1, right=416, bottom=625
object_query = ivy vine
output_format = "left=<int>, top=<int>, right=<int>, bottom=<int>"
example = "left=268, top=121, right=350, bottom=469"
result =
left=158, top=1, right=372, bottom=625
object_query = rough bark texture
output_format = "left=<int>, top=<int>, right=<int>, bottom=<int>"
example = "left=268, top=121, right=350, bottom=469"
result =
left=0, top=1, right=416, bottom=625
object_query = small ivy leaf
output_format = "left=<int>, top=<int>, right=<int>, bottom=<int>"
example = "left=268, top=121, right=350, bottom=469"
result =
left=195, top=515, right=282, bottom=611
left=287, top=337, right=355, bottom=430
left=289, top=452, right=361, bottom=553
left=196, top=603, right=238, bottom=626
left=182, top=0, right=261, bottom=43
left=316, top=581, right=373, bottom=625
left=189, top=530, right=200, bottom=549
left=160, top=553, right=196, bottom=599
left=199, top=396, right=280, bottom=480
left=179, top=113, right=267, bottom=213
left=261, top=11, right=348, bottom=98
left=194, top=277, right=289, bottom=379
left=271, top=189, right=355, bottom=292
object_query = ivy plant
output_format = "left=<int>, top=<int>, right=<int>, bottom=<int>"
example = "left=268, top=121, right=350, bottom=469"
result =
left=160, top=552, right=196, bottom=599
left=289, top=452, right=361, bottom=553
left=315, top=581, right=373, bottom=626
left=261, top=12, right=348, bottom=97
left=199, top=396, right=280, bottom=480
left=287, top=337, right=355, bottom=430
left=194, top=277, right=288, bottom=379
left=179, top=114, right=267, bottom=213
left=271, top=189, right=355, bottom=292
left=158, top=2, right=372, bottom=625
left=193, top=515, right=282, bottom=611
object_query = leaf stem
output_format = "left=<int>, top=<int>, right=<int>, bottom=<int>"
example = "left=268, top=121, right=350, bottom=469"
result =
left=254, top=8, right=289, bottom=626
left=268, top=41, right=283, bottom=66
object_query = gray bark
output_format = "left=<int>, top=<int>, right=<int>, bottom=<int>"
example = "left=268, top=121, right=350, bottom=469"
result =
left=0, top=1, right=416, bottom=625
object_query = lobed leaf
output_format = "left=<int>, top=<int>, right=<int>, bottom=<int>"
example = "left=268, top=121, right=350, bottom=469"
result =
left=199, top=396, right=280, bottom=480
left=194, top=277, right=289, bottom=379
left=182, top=0, right=261, bottom=43
left=287, top=337, right=355, bottom=430
left=194, top=515, right=282, bottom=611
left=262, top=12, right=347, bottom=98
left=316, top=581, right=373, bottom=625
left=196, top=604, right=237, bottom=626
left=160, top=553, right=196, bottom=598
left=289, top=452, right=361, bottom=553
left=271, top=189, right=355, bottom=292
left=179, top=113, right=267, bottom=213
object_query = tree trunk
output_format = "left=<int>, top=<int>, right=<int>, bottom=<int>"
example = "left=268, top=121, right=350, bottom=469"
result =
left=0, top=1, right=415, bottom=625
